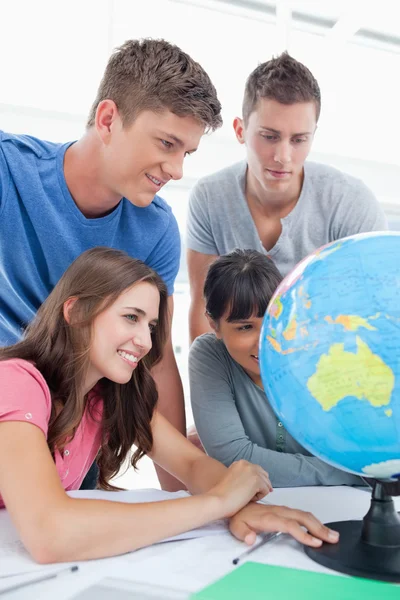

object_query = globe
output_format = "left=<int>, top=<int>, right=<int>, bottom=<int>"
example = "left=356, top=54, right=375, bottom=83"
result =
left=259, top=231, right=400, bottom=481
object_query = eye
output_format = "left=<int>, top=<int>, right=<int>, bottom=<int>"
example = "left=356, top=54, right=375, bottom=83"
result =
left=293, top=137, right=307, bottom=144
left=260, top=134, right=277, bottom=141
left=124, top=314, right=138, bottom=323
left=149, top=323, right=157, bottom=334
left=161, top=139, right=173, bottom=149
left=237, top=324, right=252, bottom=331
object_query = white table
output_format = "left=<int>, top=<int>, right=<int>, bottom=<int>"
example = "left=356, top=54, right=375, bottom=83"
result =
left=1, top=486, right=395, bottom=599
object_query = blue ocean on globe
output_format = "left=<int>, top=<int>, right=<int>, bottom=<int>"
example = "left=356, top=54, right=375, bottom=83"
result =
left=259, top=231, right=400, bottom=480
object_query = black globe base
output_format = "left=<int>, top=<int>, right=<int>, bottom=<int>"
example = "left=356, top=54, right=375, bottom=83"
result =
left=305, top=520, right=400, bottom=582
left=304, top=481, right=400, bottom=582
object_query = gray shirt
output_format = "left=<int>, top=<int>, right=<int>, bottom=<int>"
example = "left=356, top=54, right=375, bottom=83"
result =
left=186, top=160, right=388, bottom=277
left=189, top=333, right=363, bottom=488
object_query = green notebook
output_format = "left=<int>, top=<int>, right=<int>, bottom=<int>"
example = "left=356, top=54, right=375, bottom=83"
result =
left=191, top=562, right=400, bottom=599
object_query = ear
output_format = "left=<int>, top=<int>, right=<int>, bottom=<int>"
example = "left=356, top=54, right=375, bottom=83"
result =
left=233, top=117, right=246, bottom=145
left=95, top=99, right=121, bottom=143
left=63, top=297, right=78, bottom=324
left=206, top=313, right=222, bottom=339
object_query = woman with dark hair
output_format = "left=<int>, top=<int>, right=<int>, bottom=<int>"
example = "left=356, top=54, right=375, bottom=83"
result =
left=0, top=247, right=339, bottom=564
left=190, top=249, right=362, bottom=488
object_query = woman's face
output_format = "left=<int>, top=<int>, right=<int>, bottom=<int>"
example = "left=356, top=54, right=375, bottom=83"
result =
left=213, top=311, right=263, bottom=387
left=87, top=281, right=160, bottom=388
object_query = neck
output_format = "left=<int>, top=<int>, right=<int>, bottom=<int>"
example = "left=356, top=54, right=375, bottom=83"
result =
left=246, top=369, right=264, bottom=389
left=246, top=167, right=304, bottom=219
left=63, top=130, right=122, bottom=218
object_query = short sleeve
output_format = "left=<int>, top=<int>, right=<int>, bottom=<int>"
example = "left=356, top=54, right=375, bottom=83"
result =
left=0, top=359, right=51, bottom=436
left=334, top=180, right=388, bottom=239
left=186, top=181, right=218, bottom=255
left=146, top=209, right=181, bottom=296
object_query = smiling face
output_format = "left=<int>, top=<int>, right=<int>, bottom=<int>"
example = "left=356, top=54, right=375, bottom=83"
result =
left=211, top=311, right=264, bottom=387
left=234, top=98, right=317, bottom=201
left=100, top=107, right=204, bottom=207
left=86, top=281, right=160, bottom=389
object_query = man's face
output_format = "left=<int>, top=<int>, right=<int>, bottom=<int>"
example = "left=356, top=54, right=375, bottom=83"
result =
left=102, top=109, right=205, bottom=207
left=234, top=99, right=317, bottom=197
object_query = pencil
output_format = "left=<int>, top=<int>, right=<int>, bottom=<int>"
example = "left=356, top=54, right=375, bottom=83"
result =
left=232, top=531, right=282, bottom=565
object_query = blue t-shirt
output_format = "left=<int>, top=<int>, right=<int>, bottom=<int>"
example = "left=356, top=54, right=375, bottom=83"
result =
left=0, top=131, right=181, bottom=345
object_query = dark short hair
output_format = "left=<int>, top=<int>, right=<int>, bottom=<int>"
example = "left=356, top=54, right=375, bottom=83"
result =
left=242, top=52, right=321, bottom=124
left=204, top=249, right=283, bottom=322
left=87, top=38, right=222, bottom=132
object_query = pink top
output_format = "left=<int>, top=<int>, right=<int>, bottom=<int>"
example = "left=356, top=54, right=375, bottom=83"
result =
left=0, top=358, right=103, bottom=509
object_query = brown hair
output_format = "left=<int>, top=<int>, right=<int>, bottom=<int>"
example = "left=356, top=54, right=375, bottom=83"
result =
left=242, top=52, right=321, bottom=124
left=0, top=247, right=168, bottom=490
left=87, top=38, right=222, bottom=132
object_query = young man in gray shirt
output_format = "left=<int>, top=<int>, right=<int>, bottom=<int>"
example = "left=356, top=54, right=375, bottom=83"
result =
left=186, top=53, right=387, bottom=344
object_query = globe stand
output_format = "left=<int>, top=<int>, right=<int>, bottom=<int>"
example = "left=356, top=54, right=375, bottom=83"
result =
left=304, top=480, right=400, bottom=582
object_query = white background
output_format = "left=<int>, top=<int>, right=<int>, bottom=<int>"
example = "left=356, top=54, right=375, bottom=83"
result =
left=1, top=0, right=400, bottom=487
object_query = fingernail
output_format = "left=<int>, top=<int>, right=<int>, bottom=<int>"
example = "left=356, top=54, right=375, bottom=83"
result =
left=312, top=537, right=322, bottom=546
left=328, top=530, right=339, bottom=541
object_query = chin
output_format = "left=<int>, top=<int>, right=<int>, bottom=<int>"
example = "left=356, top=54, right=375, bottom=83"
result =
left=126, top=190, right=155, bottom=208
left=106, top=370, right=134, bottom=385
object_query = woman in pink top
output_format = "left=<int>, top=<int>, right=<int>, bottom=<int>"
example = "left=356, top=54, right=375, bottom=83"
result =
left=0, top=247, right=339, bottom=564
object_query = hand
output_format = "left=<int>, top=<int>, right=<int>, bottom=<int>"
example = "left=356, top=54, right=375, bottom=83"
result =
left=206, top=460, right=273, bottom=518
left=229, top=502, right=340, bottom=548
left=187, top=425, right=205, bottom=452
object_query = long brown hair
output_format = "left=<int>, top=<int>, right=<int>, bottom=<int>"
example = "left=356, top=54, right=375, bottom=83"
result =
left=0, top=247, right=168, bottom=489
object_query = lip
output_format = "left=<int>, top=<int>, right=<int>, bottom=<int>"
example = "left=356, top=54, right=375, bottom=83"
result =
left=117, top=349, right=141, bottom=368
left=251, top=355, right=259, bottom=363
left=146, top=173, right=167, bottom=190
left=267, top=169, right=290, bottom=179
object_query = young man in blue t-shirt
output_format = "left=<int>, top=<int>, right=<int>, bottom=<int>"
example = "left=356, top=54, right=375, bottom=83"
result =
left=0, top=38, right=222, bottom=490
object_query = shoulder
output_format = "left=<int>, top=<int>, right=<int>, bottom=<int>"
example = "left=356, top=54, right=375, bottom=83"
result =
left=123, top=194, right=179, bottom=244
left=0, top=358, right=51, bottom=402
left=0, top=130, right=64, bottom=161
left=192, top=161, right=246, bottom=196
left=305, top=161, right=374, bottom=198
left=190, top=333, right=232, bottom=366
left=140, top=194, right=177, bottom=231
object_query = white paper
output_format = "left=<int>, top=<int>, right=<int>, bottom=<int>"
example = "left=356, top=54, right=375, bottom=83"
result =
left=0, top=488, right=227, bottom=578
left=110, top=486, right=400, bottom=594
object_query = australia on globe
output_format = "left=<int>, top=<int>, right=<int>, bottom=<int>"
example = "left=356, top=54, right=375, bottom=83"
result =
left=260, top=231, right=400, bottom=481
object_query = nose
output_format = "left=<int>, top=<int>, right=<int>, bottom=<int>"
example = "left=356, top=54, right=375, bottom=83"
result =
left=163, top=155, right=184, bottom=181
left=274, top=140, right=292, bottom=166
left=132, top=324, right=152, bottom=354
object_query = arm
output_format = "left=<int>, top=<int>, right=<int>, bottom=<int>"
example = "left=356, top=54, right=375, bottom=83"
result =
left=187, top=249, right=217, bottom=343
left=189, top=337, right=362, bottom=488
left=0, top=417, right=272, bottom=564
left=149, top=413, right=338, bottom=548
left=151, top=295, right=186, bottom=491
left=186, top=181, right=220, bottom=343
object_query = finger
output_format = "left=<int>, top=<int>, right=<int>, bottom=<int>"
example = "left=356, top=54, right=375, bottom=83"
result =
left=255, top=469, right=273, bottom=494
left=229, top=518, right=258, bottom=546
left=278, top=517, right=326, bottom=547
left=273, top=507, right=339, bottom=544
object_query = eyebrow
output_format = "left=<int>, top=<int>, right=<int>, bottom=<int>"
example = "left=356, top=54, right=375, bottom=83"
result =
left=228, top=318, right=254, bottom=324
left=260, top=127, right=312, bottom=136
left=123, top=307, right=159, bottom=322
left=159, top=131, right=198, bottom=154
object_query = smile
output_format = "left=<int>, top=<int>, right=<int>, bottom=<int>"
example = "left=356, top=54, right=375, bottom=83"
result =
left=117, top=350, right=139, bottom=367
left=146, top=173, right=164, bottom=187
